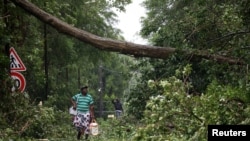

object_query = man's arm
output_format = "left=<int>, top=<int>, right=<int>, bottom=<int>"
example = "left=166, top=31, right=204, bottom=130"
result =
left=89, top=104, right=95, bottom=119
left=71, top=98, right=77, bottom=110
left=119, top=103, right=123, bottom=111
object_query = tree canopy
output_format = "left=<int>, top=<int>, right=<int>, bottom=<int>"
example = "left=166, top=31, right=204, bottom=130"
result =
left=10, top=0, right=246, bottom=65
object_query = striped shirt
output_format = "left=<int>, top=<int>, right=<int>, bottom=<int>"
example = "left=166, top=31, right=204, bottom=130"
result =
left=72, top=93, right=93, bottom=113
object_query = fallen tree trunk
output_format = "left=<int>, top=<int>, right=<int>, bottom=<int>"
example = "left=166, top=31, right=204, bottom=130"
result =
left=10, top=0, right=245, bottom=65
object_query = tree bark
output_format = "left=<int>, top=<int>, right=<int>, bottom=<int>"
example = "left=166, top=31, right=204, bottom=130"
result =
left=10, top=0, right=245, bottom=65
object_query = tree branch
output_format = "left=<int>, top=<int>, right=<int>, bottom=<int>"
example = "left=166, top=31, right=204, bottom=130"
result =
left=10, top=0, right=246, bottom=65
left=207, top=31, right=250, bottom=43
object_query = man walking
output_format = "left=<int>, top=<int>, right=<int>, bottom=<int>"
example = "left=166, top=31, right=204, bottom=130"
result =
left=71, top=85, right=95, bottom=140
left=112, top=98, right=123, bottom=118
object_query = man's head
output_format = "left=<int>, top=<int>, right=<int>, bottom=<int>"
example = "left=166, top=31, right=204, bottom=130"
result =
left=80, top=85, right=88, bottom=95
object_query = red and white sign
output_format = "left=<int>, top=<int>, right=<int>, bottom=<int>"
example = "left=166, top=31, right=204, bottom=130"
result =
left=11, top=71, right=26, bottom=93
left=9, top=47, right=26, bottom=71
left=9, top=47, right=26, bottom=93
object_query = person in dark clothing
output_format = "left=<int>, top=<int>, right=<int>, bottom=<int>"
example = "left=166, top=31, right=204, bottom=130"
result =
left=112, top=98, right=123, bottom=118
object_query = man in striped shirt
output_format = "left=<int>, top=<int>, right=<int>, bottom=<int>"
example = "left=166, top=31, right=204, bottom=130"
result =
left=71, top=85, right=95, bottom=140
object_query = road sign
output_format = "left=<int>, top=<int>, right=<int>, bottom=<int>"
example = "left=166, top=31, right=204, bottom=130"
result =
left=9, top=47, right=26, bottom=71
left=11, top=71, right=26, bottom=93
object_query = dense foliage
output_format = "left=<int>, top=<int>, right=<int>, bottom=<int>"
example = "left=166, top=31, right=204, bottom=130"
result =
left=127, top=0, right=250, bottom=119
left=133, top=65, right=250, bottom=140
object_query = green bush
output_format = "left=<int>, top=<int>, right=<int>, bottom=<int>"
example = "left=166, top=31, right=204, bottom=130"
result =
left=132, top=67, right=250, bottom=141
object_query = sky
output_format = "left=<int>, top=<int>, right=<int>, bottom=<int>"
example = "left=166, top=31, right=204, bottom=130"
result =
left=114, top=0, right=148, bottom=44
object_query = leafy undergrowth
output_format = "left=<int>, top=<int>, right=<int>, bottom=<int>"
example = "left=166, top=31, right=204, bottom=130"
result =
left=0, top=109, right=138, bottom=141
left=1, top=66, right=250, bottom=141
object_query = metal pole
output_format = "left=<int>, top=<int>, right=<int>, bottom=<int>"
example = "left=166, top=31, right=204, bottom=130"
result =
left=98, top=65, right=104, bottom=117
left=44, top=7, right=48, bottom=100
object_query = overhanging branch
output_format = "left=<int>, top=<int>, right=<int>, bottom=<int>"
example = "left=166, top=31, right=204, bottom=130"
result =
left=10, top=0, right=245, bottom=65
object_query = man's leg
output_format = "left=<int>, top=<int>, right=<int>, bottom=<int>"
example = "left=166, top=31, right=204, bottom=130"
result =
left=77, top=130, right=81, bottom=140
left=83, top=112, right=91, bottom=140
left=84, top=121, right=90, bottom=140
left=77, top=127, right=85, bottom=140
left=75, top=114, right=85, bottom=140
left=118, top=111, right=121, bottom=117
left=74, top=114, right=81, bottom=140
left=116, top=110, right=122, bottom=118
left=115, top=110, right=118, bottom=118
left=85, top=134, right=89, bottom=140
